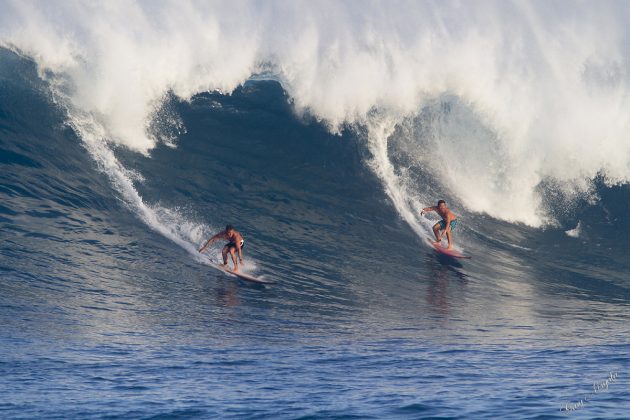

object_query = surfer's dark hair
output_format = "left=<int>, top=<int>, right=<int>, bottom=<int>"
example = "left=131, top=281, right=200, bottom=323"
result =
left=437, top=200, right=446, bottom=206
left=225, top=224, right=235, bottom=232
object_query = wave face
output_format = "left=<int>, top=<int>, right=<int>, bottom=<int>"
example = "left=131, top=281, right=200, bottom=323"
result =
left=2, top=1, right=630, bottom=226
left=1, top=2, right=629, bottom=418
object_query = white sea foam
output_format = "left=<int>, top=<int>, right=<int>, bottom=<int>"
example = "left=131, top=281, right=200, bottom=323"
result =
left=62, top=102, right=215, bottom=262
left=2, top=0, right=630, bottom=232
left=565, top=221, right=582, bottom=238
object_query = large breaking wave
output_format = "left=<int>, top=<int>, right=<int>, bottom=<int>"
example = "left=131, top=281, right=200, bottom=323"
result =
left=2, top=0, right=630, bottom=240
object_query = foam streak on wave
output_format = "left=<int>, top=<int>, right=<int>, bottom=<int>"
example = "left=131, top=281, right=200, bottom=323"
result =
left=64, top=103, right=211, bottom=264
left=366, top=117, right=433, bottom=238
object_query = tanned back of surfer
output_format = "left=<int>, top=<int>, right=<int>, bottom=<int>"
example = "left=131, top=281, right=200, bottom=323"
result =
left=421, top=200, right=458, bottom=250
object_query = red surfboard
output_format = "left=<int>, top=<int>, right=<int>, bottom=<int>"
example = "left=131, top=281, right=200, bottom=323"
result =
left=426, top=238, right=471, bottom=259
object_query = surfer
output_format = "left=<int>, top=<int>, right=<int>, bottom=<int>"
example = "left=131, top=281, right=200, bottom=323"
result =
left=198, top=225, right=244, bottom=272
left=421, top=200, right=457, bottom=250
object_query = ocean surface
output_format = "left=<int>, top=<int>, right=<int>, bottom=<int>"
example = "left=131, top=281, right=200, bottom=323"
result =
left=1, top=2, right=629, bottom=419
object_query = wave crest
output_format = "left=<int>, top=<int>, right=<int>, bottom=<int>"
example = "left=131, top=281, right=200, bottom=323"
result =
left=3, top=1, right=630, bottom=226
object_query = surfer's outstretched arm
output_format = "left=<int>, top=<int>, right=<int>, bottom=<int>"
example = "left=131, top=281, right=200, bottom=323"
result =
left=421, top=206, right=436, bottom=216
left=198, top=238, right=213, bottom=253
left=198, top=232, right=223, bottom=253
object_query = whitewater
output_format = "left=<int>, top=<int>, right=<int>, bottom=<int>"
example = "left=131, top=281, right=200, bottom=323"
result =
left=0, top=1, right=628, bottom=418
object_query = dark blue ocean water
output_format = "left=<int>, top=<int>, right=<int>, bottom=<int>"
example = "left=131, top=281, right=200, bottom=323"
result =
left=0, top=49, right=628, bottom=419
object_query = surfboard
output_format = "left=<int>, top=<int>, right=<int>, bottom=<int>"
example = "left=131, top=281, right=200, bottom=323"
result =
left=209, top=262, right=276, bottom=285
left=426, top=238, right=471, bottom=259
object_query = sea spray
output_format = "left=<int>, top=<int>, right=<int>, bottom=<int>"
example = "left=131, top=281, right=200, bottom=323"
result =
left=2, top=0, right=630, bottom=229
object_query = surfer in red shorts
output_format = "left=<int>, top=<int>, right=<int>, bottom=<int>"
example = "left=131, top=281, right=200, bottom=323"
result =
left=198, top=225, right=244, bottom=272
left=421, top=200, right=458, bottom=250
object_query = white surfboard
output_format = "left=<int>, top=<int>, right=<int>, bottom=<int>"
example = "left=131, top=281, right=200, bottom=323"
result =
left=209, top=262, right=276, bottom=285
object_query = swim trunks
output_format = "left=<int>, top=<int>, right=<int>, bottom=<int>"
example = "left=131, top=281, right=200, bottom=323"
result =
left=438, top=220, right=457, bottom=231
left=226, top=239, right=244, bottom=249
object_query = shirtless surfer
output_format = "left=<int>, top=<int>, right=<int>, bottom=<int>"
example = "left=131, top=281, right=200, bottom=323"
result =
left=421, top=200, right=458, bottom=250
left=198, top=225, right=244, bottom=272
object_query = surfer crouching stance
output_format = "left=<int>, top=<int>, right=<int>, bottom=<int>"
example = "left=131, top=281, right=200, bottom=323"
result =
left=421, top=200, right=458, bottom=250
left=199, top=225, right=244, bottom=272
